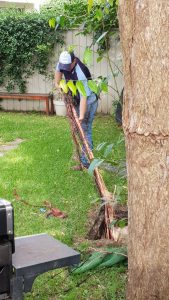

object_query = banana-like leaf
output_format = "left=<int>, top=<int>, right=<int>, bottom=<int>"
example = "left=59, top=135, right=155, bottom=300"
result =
left=67, top=80, right=77, bottom=96
left=76, top=81, right=87, bottom=97
left=88, top=158, right=104, bottom=175
left=83, top=47, right=92, bottom=66
left=72, top=252, right=104, bottom=274
left=49, top=18, right=56, bottom=29
left=98, top=249, right=127, bottom=268
left=88, top=80, right=98, bottom=94
left=59, top=79, right=68, bottom=93
left=71, top=247, right=127, bottom=274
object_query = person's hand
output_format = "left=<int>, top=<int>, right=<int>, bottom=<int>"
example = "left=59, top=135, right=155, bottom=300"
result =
left=79, top=117, right=84, bottom=123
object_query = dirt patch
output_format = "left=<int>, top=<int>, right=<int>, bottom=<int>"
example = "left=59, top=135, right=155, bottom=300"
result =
left=86, top=203, right=105, bottom=240
left=0, top=138, right=24, bottom=157
left=86, top=202, right=128, bottom=241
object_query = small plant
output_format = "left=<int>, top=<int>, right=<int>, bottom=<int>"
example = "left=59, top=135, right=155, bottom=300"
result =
left=88, top=134, right=127, bottom=205
left=88, top=134, right=125, bottom=173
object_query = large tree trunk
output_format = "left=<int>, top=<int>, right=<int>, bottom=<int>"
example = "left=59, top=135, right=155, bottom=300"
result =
left=118, top=1, right=169, bottom=299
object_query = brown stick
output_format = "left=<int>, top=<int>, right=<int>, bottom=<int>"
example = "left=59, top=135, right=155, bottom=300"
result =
left=66, top=102, right=84, bottom=167
left=66, top=95, right=110, bottom=196
left=64, top=94, right=114, bottom=239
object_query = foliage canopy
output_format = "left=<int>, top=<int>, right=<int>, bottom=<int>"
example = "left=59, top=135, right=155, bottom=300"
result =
left=45, top=0, right=118, bottom=53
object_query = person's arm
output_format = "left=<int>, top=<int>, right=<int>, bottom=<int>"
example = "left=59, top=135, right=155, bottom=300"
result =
left=79, top=96, right=87, bottom=121
left=55, top=71, right=62, bottom=89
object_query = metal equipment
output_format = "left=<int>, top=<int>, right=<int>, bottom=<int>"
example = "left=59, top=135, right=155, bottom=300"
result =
left=0, top=199, right=15, bottom=299
left=0, top=199, right=80, bottom=300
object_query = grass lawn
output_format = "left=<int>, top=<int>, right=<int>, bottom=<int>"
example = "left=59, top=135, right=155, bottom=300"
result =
left=0, top=112, right=126, bottom=300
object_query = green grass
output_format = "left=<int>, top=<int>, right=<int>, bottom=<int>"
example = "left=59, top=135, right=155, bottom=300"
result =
left=0, top=112, right=126, bottom=300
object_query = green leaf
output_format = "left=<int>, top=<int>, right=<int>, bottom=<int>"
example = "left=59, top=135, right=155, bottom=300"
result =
left=49, top=18, right=56, bottom=29
left=76, top=81, right=87, bottom=97
left=83, top=47, right=92, bottom=66
left=68, top=45, right=76, bottom=53
left=88, top=159, right=104, bottom=175
left=59, top=79, right=68, bottom=93
left=108, top=0, right=114, bottom=5
left=60, top=15, right=65, bottom=27
left=88, top=0, right=93, bottom=13
left=95, top=9, right=103, bottom=21
left=72, top=251, right=104, bottom=274
left=117, top=218, right=128, bottom=228
left=55, top=15, right=65, bottom=28
left=96, top=31, right=108, bottom=44
left=96, top=142, right=107, bottom=151
left=67, top=80, right=77, bottom=96
left=104, top=143, right=114, bottom=157
left=104, top=7, right=110, bottom=15
left=88, top=80, right=98, bottom=94
left=101, top=81, right=108, bottom=93
left=97, top=56, right=103, bottom=63
left=98, top=248, right=127, bottom=268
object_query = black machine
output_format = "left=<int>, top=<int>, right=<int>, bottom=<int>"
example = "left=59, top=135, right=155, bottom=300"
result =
left=0, top=200, right=80, bottom=300
left=0, top=199, right=15, bottom=299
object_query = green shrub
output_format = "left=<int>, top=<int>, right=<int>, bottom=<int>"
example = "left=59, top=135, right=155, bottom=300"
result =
left=0, top=10, right=63, bottom=93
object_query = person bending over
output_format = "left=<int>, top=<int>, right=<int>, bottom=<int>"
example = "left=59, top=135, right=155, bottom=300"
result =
left=55, top=51, right=98, bottom=170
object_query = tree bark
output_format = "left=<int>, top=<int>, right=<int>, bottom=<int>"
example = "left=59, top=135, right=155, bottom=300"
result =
left=118, top=1, right=169, bottom=299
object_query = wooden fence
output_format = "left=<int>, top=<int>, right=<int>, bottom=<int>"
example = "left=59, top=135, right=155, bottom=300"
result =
left=0, top=30, right=123, bottom=114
